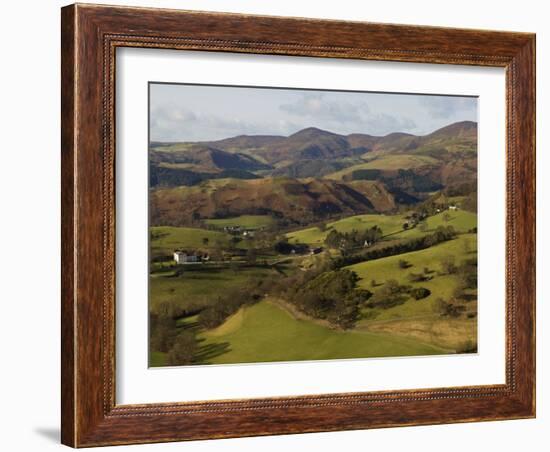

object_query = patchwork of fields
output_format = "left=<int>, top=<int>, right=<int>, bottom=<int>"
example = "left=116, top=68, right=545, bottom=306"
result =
left=150, top=208, right=478, bottom=366
left=148, top=120, right=478, bottom=367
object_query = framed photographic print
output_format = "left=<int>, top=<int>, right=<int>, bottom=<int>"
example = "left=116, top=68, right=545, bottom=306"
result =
left=61, top=4, right=536, bottom=447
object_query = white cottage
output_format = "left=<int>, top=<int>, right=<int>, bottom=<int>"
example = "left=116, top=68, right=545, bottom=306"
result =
left=174, top=251, right=199, bottom=264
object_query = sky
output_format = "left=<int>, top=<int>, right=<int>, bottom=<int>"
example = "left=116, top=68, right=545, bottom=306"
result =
left=150, top=83, right=477, bottom=142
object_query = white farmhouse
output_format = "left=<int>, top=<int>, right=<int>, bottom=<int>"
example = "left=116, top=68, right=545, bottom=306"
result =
left=174, top=251, right=199, bottom=264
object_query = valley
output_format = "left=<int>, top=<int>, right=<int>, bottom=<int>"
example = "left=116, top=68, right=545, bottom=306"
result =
left=149, top=120, right=478, bottom=366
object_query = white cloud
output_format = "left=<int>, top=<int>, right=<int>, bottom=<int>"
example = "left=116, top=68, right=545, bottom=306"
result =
left=150, top=102, right=301, bottom=141
left=280, top=93, right=369, bottom=124
left=149, top=84, right=475, bottom=142
left=279, top=93, right=416, bottom=136
left=419, top=96, right=476, bottom=119
left=362, top=114, right=417, bottom=136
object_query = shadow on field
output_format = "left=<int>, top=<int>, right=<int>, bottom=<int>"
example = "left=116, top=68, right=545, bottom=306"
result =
left=178, top=319, right=200, bottom=332
left=194, top=339, right=231, bottom=364
left=175, top=315, right=232, bottom=363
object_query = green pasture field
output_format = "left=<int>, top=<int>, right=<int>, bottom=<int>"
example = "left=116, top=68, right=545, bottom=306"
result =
left=327, top=154, right=439, bottom=180
left=347, top=233, right=478, bottom=350
left=286, top=210, right=476, bottom=245
left=149, top=264, right=283, bottom=314
left=151, top=226, right=231, bottom=253
left=176, top=301, right=447, bottom=365
left=286, top=213, right=408, bottom=245
left=390, top=210, right=477, bottom=240
left=149, top=234, right=477, bottom=366
left=347, top=234, right=477, bottom=322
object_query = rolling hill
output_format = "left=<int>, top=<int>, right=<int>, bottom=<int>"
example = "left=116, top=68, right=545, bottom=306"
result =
left=251, top=127, right=368, bottom=165
left=149, top=177, right=396, bottom=226
left=150, top=120, right=477, bottom=213
left=271, top=158, right=359, bottom=178
left=149, top=145, right=271, bottom=187
left=150, top=145, right=270, bottom=172
left=202, top=134, right=285, bottom=152
left=152, top=121, right=476, bottom=170
left=149, top=121, right=479, bottom=367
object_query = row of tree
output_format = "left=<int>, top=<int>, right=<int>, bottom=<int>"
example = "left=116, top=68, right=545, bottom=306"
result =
left=289, top=269, right=372, bottom=329
left=197, top=282, right=264, bottom=330
left=324, top=226, right=383, bottom=252
left=331, top=226, right=458, bottom=269
left=149, top=312, right=199, bottom=366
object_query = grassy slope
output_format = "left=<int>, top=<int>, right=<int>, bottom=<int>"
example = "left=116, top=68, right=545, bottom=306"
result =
left=151, top=226, right=231, bottom=252
left=391, top=210, right=477, bottom=240
left=287, top=210, right=476, bottom=245
left=327, top=154, right=439, bottom=180
left=150, top=210, right=477, bottom=364
left=287, top=213, right=408, bottom=245
left=149, top=224, right=477, bottom=365
left=150, top=266, right=279, bottom=314
left=149, top=222, right=283, bottom=314
left=204, top=215, right=275, bottom=229
left=347, top=234, right=477, bottom=350
left=196, top=301, right=447, bottom=365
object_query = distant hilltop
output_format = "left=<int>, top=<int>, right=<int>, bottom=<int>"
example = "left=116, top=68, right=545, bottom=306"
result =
left=149, top=121, right=477, bottom=228
left=151, top=120, right=477, bottom=166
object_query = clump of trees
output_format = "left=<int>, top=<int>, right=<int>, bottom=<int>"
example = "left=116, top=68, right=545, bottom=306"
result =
left=398, top=259, right=411, bottom=269
left=458, top=258, right=478, bottom=289
left=166, top=331, right=198, bottom=366
left=433, top=298, right=466, bottom=318
left=365, top=280, right=409, bottom=309
left=410, top=287, right=431, bottom=300
left=150, top=301, right=202, bottom=366
left=286, top=269, right=372, bottom=329
left=150, top=312, right=178, bottom=354
left=331, top=226, right=457, bottom=269
left=273, top=237, right=308, bottom=255
left=362, top=280, right=431, bottom=312
left=452, top=257, right=478, bottom=301
left=324, top=226, right=383, bottom=252
left=197, top=281, right=265, bottom=329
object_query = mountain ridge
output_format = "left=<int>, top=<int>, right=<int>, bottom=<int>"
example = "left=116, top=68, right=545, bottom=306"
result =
left=152, top=120, right=477, bottom=152
left=150, top=177, right=397, bottom=227
left=149, top=120, right=477, bottom=225
left=150, top=120, right=477, bottom=179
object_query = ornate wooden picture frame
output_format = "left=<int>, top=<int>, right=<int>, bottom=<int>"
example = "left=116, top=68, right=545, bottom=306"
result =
left=61, top=3, right=535, bottom=447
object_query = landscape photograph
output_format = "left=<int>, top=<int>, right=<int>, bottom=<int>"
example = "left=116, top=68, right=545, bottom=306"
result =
left=148, top=83, right=479, bottom=367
